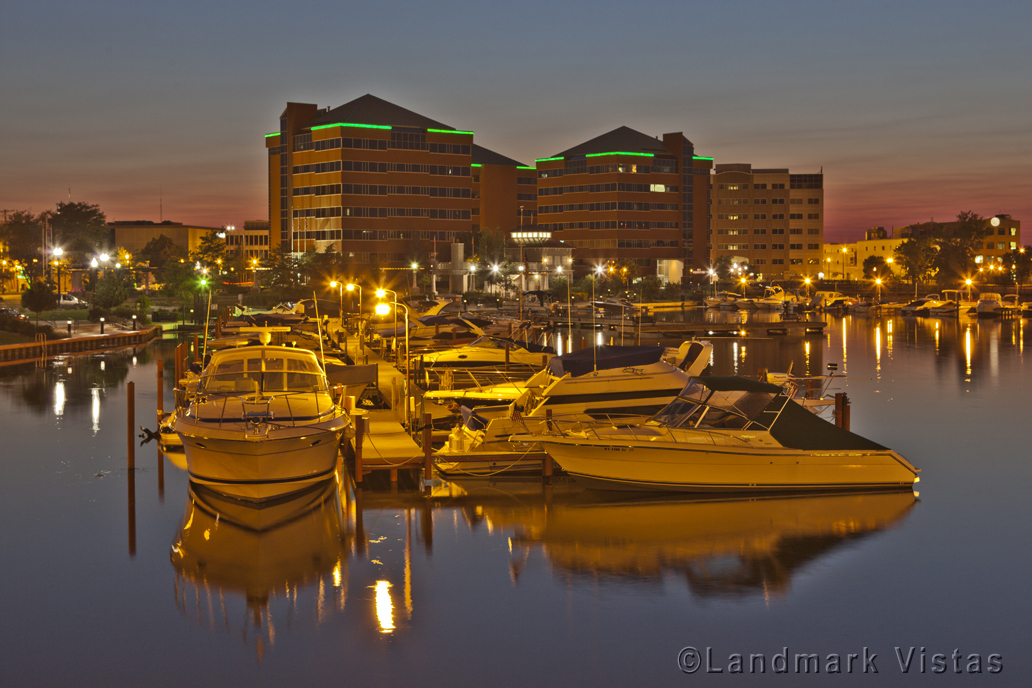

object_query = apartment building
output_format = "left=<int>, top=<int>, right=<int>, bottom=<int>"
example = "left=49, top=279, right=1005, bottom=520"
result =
left=535, top=126, right=712, bottom=281
left=710, top=165, right=824, bottom=279
left=267, top=95, right=475, bottom=273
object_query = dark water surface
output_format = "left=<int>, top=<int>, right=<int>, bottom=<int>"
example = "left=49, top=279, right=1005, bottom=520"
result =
left=1, top=318, right=1029, bottom=687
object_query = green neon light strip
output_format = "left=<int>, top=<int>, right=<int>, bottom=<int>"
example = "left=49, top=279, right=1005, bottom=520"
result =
left=427, top=128, right=474, bottom=135
left=311, top=122, right=392, bottom=131
left=535, top=156, right=564, bottom=163
left=585, top=151, right=655, bottom=158
left=265, top=132, right=280, bottom=138
left=517, top=166, right=535, bottom=170
left=693, top=156, right=715, bottom=161
left=471, top=164, right=482, bottom=168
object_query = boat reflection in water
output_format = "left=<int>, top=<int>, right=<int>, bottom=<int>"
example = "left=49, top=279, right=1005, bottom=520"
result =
left=170, top=477, right=349, bottom=656
left=453, top=480, right=917, bottom=597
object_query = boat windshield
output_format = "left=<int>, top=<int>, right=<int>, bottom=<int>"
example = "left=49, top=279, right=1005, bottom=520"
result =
left=200, top=353, right=327, bottom=395
left=651, top=380, right=777, bottom=430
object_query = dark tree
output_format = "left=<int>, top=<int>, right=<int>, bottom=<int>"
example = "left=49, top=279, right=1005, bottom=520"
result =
left=48, top=202, right=108, bottom=262
left=0, top=210, right=45, bottom=279
left=862, top=255, right=894, bottom=279
left=894, top=236, right=936, bottom=296
left=21, top=281, right=58, bottom=326
left=140, top=234, right=186, bottom=268
left=932, top=211, right=990, bottom=285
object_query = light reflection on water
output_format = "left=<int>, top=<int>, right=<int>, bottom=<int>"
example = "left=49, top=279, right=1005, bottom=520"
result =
left=0, top=321, right=1030, bottom=685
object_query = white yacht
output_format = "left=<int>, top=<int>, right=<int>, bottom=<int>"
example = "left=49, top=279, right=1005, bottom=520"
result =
left=976, top=293, right=1020, bottom=317
left=900, top=294, right=946, bottom=316
left=755, top=285, right=797, bottom=310
left=433, top=342, right=713, bottom=477
left=417, top=335, right=555, bottom=370
left=519, top=376, right=919, bottom=493
left=704, top=292, right=742, bottom=309
left=174, top=345, right=352, bottom=501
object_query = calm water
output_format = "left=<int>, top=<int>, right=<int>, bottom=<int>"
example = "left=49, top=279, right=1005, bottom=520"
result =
left=1, top=318, right=1030, bottom=687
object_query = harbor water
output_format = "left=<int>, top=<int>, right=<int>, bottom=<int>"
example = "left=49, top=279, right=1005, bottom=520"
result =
left=1, top=315, right=1029, bottom=686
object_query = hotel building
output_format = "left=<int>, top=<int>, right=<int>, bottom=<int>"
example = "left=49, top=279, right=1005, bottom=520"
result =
left=471, top=145, right=537, bottom=234
left=267, top=95, right=475, bottom=274
left=710, top=164, right=824, bottom=279
left=224, top=220, right=271, bottom=261
left=534, top=127, right=712, bottom=281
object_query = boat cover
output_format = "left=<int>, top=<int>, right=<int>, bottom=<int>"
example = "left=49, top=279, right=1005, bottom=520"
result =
left=549, top=345, right=666, bottom=378
left=765, top=396, right=887, bottom=451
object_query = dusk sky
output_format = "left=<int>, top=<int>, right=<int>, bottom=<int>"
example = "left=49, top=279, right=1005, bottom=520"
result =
left=2, top=0, right=1030, bottom=241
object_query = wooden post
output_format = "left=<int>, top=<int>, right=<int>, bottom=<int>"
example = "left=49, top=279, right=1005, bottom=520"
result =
left=842, top=394, right=851, bottom=431
left=423, top=412, right=432, bottom=483
left=543, top=408, right=554, bottom=481
left=156, top=359, right=164, bottom=420
left=834, top=392, right=845, bottom=428
left=193, top=333, right=199, bottom=363
left=354, top=415, right=365, bottom=485
left=127, top=469, right=136, bottom=558
left=508, top=322, right=513, bottom=336
left=127, top=381, right=135, bottom=469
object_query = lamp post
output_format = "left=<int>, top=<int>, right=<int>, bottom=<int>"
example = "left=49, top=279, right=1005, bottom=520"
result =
left=329, top=281, right=344, bottom=320
left=376, top=300, right=410, bottom=422
left=52, top=247, right=63, bottom=300
left=410, top=262, right=419, bottom=294
left=346, top=282, right=362, bottom=317
left=376, top=287, right=399, bottom=334
left=875, top=278, right=882, bottom=304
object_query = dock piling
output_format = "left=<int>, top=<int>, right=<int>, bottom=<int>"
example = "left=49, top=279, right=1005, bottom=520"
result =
left=127, top=381, right=135, bottom=469
left=354, top=415, right=366, bottom=485
left=156, top=360, right=164, bottom=420
left=423, top=412, right=433, bottom=486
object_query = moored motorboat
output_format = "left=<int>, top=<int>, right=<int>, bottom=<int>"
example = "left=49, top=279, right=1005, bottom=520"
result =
left=519, top=376, right=919, bottom=493
left=174, top=345, right=353, bottom=501
left=433, top=342, right=713, bottom=477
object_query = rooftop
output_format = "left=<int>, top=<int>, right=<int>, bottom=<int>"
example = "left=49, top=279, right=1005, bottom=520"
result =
left=472, top=144, right=527, bottom=168
left=551, top=126, right=673, bottom=159
left=308, top=94, right=455, bottom=131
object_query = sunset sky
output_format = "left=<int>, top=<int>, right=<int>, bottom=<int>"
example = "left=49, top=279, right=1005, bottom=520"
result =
left=2, top=0, right=1030, bottom=242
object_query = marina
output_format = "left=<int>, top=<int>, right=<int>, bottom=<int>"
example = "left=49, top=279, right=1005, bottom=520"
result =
left=2, top=309, right=1030, bottom=685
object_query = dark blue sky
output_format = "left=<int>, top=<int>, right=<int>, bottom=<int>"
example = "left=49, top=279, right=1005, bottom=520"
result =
left=2, top=0, right=1030, bottom=240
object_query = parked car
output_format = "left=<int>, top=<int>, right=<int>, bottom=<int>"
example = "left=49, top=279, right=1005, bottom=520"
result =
left=57, top=294, right=82, bottom=308
left=0, top=307, right=28, bottom=321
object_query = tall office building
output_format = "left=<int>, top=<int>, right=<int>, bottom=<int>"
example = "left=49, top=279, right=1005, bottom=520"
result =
left=266, top=95, right=474, bottom=274
left=535, top=127, right=712, bottom=281
left=471, top=144, right=537, bottom=234
left=710, top=164, right=824, bottom=279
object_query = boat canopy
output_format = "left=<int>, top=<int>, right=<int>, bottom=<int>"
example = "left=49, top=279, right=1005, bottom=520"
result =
left=548, top=345, right=666, bottom=378
left=651, top=376, right=886, bottom=451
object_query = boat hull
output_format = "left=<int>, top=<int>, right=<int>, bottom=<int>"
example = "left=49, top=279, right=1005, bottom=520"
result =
left=538, top=439, right=917, bottom=493
left=180, top=429, right=344, bottom=501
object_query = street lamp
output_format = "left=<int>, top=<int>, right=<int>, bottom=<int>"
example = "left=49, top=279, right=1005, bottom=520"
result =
left=965, top=278, right=973, bottom=301
left=875, top=278, right=882, bottom=303
left=376, top=288, right=400, bottom=343
left=329, top=281, right=344, bottom=320
left=52, top=247, right=64, bottom=300
left=376, top=300, right=411, bottom=424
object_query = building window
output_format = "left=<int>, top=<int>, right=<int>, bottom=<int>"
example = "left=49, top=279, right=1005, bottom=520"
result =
left=753, top=228, right=767, bottom=234
left=808, top=213, right=820, bottom=220
left=790, top=198, right=803, bottom=205
left=808, top=243, right=819, bottom=250
left=808, top=198, right=820, bottom=204
left=807, top=228, right=819, bottom=235
left=754, top=243, right=767, bottom=250
left=753, top=258, right=767, bottom=265
left=790, top=227, right=802, bottom=234
left=772, top=198, right=785, bottom=205
left=771, top=228, right=784, bottom=235
left=772, top=243, right=785, bottom=250
left=771, top=258, right=784, bottom=264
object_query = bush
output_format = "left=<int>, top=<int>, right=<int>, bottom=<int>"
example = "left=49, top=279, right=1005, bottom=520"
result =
left=150, top=308, right=181, bottom=322
left=0, top=312, right=62, bottom=339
